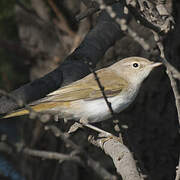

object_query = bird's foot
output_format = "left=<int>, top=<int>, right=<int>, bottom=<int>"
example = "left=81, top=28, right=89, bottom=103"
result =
left=68, top=122, right=83, bottom=134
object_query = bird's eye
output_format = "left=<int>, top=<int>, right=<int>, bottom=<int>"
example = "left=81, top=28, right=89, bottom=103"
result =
left=132, top=63, right=139, bottom=68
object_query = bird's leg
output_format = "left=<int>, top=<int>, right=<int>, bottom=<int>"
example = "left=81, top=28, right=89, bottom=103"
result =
left=68, top=122, right=83, bottom=134
left=54, top=114, right=59, bottom=122
left=79, top=117, right=112, bottom=137
left=79, top=117, right=123, bottom=144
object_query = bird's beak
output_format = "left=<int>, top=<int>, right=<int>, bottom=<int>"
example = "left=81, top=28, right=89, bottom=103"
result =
left=150, top=62, right=162, bottom=68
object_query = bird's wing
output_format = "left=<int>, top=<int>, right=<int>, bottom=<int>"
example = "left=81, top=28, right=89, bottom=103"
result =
left=34, top=68, right=128, bottom=103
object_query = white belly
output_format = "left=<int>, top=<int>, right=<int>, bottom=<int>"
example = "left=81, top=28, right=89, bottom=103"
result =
left=71, top=87, right=138, bottom=123
left=54, top=86, right=139, bottom=123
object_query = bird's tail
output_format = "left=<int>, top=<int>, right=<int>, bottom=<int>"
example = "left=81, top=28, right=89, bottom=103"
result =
left=2, top=109, right=30, bottom=118
left=1, top=102, right=63, bottom=119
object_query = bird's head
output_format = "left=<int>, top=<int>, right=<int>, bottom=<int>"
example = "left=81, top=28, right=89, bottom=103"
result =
left=111, top=57, right=162, bottom=86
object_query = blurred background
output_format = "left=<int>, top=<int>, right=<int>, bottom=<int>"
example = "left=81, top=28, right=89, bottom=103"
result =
left=0, top=0, right=180, bottom=180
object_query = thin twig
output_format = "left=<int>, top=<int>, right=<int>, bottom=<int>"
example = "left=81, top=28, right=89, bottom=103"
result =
left=48, top=0, right=75, bottom=37
left=23, top=148, right=82, bottom=164
left=85, top=61, right=122, bottom=134
left=88, top=62, right=115, bottom=117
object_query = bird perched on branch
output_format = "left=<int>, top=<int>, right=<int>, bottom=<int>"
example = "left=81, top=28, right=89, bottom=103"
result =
left=3, top=57, right=161, bottom=123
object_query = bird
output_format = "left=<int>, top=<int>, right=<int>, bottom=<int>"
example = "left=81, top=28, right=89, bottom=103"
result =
left=2, top=57, right=162, bottom=123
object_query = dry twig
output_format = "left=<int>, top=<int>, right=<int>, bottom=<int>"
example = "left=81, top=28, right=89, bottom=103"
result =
left=48, top=0, right=75, bottom=37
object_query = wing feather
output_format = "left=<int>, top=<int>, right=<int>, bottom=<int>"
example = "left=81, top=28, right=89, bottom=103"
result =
left=32, top=67, right=128, bottom=104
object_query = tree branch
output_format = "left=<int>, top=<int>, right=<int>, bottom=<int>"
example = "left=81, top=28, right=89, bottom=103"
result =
left=89, top=134, right=143, bottom=180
